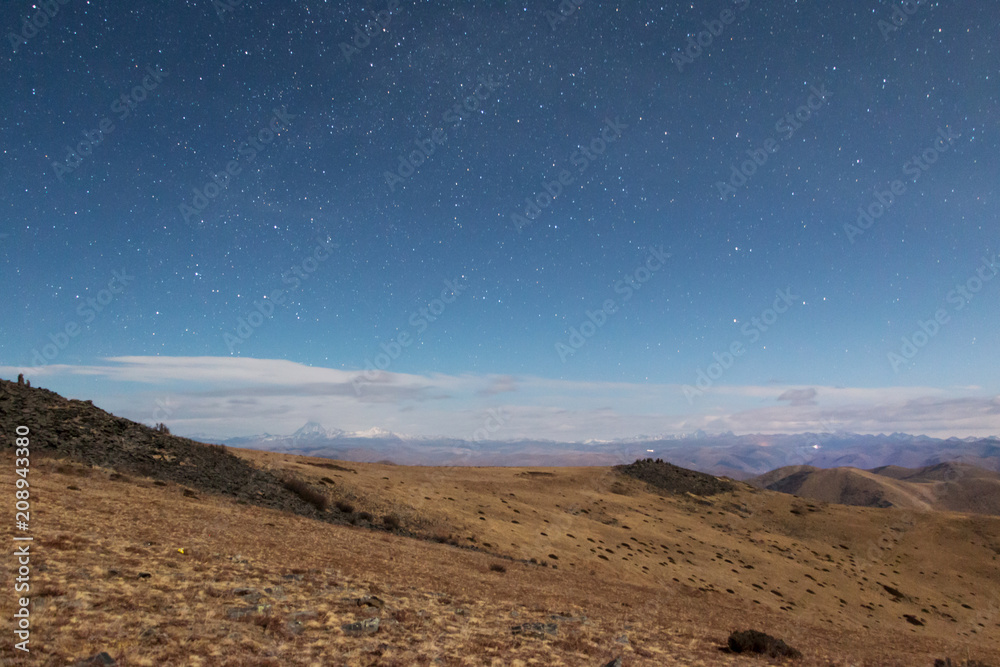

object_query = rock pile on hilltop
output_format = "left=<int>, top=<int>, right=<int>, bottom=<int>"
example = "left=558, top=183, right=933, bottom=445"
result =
left=614, top=457, right=736, bottom=496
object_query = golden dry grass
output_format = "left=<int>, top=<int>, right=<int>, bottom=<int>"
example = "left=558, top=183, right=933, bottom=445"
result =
left=1, top=449, right=998, bottom=666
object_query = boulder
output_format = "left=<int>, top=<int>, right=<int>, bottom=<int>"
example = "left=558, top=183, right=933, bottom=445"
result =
left=511, top=622, right=558, bottom=638
left=342, top=617, right=380, bottom=636
left=71, top=653, right=116, bottom=667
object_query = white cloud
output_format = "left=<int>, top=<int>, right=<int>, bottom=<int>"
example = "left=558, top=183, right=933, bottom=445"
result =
left=4, top=357, right=998, bottom=441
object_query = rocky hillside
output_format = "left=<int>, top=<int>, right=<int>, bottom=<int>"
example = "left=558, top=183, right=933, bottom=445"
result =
left=0, top=377, right=354, bottom=525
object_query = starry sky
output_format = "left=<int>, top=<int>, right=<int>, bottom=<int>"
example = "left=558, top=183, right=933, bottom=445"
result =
left=2, top=1, right=998, bottom=441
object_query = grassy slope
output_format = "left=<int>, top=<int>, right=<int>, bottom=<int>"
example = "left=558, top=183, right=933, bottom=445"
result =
left=4, top=448, right=995, bottom=665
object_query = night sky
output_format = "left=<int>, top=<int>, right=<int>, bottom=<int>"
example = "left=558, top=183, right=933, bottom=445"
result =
left=2, top=0, right=998, bottom=441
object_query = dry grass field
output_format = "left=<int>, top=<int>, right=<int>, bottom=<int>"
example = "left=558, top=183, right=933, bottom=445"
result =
left=1, top=446, right=997, bottom=666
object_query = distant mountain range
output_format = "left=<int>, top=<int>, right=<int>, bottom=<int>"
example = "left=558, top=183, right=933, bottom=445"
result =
left=217, top=421, right=400, bottom=446
left=210, top=422, right=1000, bottom=479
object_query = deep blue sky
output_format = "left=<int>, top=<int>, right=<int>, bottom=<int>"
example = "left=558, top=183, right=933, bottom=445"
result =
left=2, top=1, right=998, bottom=440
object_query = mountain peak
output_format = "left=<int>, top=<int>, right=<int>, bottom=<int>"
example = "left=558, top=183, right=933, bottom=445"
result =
left=292, top=421, right=328, bottom=439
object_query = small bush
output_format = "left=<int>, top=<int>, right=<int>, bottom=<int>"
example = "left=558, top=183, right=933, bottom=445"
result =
left=489, top=563, right=506, bottom=573
left=335, top=500, right=355, bottom=514
left=283, top=477, right=328, bottom=511
left=382, top=514, right=401, bottom=529
left=727, top=629, right=801, bottom=658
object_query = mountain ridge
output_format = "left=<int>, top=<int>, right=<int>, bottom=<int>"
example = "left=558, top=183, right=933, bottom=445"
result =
left=211, top=421, right=1000, bottom=478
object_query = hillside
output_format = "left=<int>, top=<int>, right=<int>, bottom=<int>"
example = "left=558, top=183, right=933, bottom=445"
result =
left=0, top=378, right=409, bottom=533
left=1, top=378, right=998, bottom=665
left=751, top=462, right=1000, bottom=516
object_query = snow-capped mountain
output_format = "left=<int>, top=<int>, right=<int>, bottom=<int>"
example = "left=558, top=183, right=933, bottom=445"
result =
left=291, top=421, right=344, bottom=441
left=209, top=423, right=1000, bottom=477
left=224, top=421, right=403, bottom=446
left=350, top=426, right=400, bottom=439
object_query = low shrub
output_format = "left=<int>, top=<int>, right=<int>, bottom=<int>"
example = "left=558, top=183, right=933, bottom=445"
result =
left=283, top=477, right=328, bottom=511
left=727, top=629, right=801, bottom=658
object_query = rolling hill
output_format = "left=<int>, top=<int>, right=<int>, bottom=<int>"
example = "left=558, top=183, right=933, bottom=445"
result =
left=750, top=462, right=1000, bottom=516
